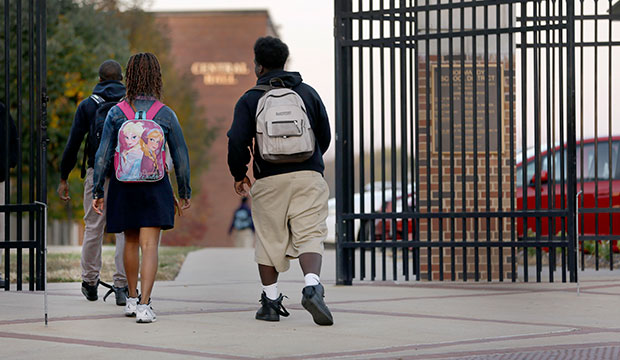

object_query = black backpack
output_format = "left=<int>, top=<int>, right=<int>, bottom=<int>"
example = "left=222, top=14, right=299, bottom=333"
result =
left=80, top=94, right=118, bottom=178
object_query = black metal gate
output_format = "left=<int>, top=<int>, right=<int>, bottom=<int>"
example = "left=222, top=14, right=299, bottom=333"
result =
left=335, top=0, right=618, bottom=284
left=1, top=0, right=48, bottom=291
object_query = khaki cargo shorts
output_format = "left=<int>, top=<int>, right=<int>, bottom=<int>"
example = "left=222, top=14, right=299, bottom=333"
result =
left=250, top=170, right=329, bottom=273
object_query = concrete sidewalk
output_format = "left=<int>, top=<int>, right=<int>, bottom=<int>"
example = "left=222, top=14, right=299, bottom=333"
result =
left=2, top=248, right=620, bottom=359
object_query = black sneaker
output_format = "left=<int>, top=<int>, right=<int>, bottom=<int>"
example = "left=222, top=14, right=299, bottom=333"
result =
left=301, top=284, right=334, bottom=326
left=114, top=286, right=128, bottom=306
left=255, top=292, right=290, bottom=322
left=81, top=280, right=98, bottom=301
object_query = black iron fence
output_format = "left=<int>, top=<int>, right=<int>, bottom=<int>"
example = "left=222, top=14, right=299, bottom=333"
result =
left=335, top=0, right=618, bottom=284
left=1, top=0, right=48, bottom=291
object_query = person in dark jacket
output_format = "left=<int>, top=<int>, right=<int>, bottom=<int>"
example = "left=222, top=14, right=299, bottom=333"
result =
left=227, top=36, right=333, bottom=326
left=228, top=196, right=255, bottom=248
left=0, top=102, right=18, bottom=288
left=57, top=60, right=128, bottom=305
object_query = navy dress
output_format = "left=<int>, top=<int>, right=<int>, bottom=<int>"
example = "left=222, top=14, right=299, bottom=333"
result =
left=105, top=174, right=175, bottom=233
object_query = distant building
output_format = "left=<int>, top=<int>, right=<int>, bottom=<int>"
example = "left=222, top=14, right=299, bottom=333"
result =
left=154, top=10, right=278, bottom=246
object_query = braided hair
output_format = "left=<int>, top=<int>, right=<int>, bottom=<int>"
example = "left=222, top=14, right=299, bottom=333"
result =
left=125, top=52, right=162, bottom=106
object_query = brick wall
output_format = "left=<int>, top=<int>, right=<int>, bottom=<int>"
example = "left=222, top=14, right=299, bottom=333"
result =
left=416, top=56, right=515, bottom=280
left=154, top=11, right=277, bottom=246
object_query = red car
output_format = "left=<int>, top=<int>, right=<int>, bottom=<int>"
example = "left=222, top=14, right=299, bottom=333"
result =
left=516, top=136, right=620, bottom=251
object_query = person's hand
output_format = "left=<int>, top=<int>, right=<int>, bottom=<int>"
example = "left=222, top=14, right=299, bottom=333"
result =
left=173, top=195, right=191, bottom=216
left=173, top=195, right=182, bottom=216
left=57, top=179, right=70, bottom=202
left=181, top=198, right=191, bottom=211
left=92, top=198, right=104, bottom=215
left=234, top=176, right=252, bottom=197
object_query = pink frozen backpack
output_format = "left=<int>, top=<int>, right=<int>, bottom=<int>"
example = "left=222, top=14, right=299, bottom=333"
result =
left=114, top=100, right=167, bottom=182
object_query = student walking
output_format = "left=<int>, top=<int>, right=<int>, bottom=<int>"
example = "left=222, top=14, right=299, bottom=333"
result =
left=92, top=53, right=191, bottom=323
left=57, top=60, right=128, bottom=305
left=228, top=197, right=255, bottom=248
left=227, top=36, right=333, bottom=325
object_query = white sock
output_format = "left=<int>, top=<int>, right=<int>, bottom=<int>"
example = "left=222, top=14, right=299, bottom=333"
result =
left=262, top=283, right=278, bottom=300
left=304, top=273, right=320, bottom=287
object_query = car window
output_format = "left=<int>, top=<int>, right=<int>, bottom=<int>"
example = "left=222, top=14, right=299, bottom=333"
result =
left=613, top=140, right=620, bottom=180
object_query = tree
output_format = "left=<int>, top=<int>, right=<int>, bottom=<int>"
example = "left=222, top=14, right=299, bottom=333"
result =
left=1, top=0, right=131, bottom=218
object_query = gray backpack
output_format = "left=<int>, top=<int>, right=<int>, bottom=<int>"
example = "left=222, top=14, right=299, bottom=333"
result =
left=253, top=79, right=315, bottom=163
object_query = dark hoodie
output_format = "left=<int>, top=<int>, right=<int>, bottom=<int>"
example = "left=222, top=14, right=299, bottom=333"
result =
left=227, top=70, right=331, bottom=182
left=60, top=80, right=126, bottom=180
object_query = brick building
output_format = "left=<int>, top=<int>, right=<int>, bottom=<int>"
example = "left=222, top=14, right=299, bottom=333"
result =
left=154, top=11, right=278, bottom=246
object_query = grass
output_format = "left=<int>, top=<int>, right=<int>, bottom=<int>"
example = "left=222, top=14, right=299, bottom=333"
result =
left=5, top=246, right=199, bottom=283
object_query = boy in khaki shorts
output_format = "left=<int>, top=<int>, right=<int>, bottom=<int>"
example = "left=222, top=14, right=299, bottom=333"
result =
left=227, top=36, right=333, bottom=325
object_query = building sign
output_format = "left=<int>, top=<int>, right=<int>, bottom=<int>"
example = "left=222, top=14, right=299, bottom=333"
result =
left=190, top=61, right=251, bottom=86
left=431, top=63, right=504, bottom=154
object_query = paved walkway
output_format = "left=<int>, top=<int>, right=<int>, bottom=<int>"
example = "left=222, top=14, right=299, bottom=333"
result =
left=2, top=248, right=620, bottom=359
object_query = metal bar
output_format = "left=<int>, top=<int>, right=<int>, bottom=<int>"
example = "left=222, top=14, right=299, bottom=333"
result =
left=437, top=0, right=444, bottom=281
left=593, top=0, right=599, bottom=271
left=380, top=0, right=387, bottom=281
left=335, top=0, right=353, bottom=285
left=520, top=0, right=529, bottom=283
left=358, top=0, right=366, bottom=281
left=369, top=1, right=377, bottom=282
left=399, top=0, right=409, bottom=281
left=484, top=1, right=491, bottom=281
left=29, top=0, right=35, bottom=291
left=567, top=0, right=578, bottom=283
left=557, top=0, right=568, bottom=282
left=472, top=0, right=480, bottom=282
left=38, top=0, right=49, bottom=291
left=608, top=0, right=614, bottom=270
left=509, top=0, right=516, bottom=282
left=341, top=240, right=571, bottom=249
left=460, top=0, right=467, bottom=282
left=425, top=0, right=431, bottom=281
left=341, top=209, right=571, bottom=220
left=17, top=0, right=23, bottom=291
left=390, top=0, right=397, bottom=282
left=579, top=0, right=584, bottom=273
left=545, top=0, right=554, bottom=282
left=496, top=1, right=504, bottom=282
left=534, top=0, right=542, bottom=283
left=414, top=0, right=421, bottom=281
left=448, top=0, right=456, bottom=281
left=4, top=0, right=10, bottom=291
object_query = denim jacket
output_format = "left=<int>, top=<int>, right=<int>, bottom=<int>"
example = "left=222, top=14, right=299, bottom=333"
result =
left=92, top=97, right=191, bottom=199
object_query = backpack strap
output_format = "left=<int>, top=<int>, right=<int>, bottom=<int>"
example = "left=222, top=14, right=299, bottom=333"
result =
left=146, top=100, right=165, bottom=119
left=250, top=84, right=272, bottom=92
left=117, top=100, right=135, bottom=120
left=90, top=94, right=105, bottom=105
left=117, top=100, right=164, bottom=120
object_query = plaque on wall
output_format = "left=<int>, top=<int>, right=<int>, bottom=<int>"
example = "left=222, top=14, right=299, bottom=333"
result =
left=431, top=63, right=505, bottom=154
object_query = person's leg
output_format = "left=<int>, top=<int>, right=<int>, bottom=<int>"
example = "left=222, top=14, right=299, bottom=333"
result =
left=299, top=253, right=322, bottom=276
left=138, top=227, right=160, bottom=304
left=288, top=172, right=332, bottom=325
left=80, top=169, right=105, bottom=300
left=123, top=228, right=140, bottom=298
left=113, top=232, right=127, bottom=286
left=102, top=176, right=127, bottom=289
left=258, top=264, right=279, bottom=286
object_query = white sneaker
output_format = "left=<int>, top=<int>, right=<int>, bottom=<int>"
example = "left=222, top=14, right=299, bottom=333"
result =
left=136, top=303, right=157, bottom=323
left=125, top=297, right=138, bottom=317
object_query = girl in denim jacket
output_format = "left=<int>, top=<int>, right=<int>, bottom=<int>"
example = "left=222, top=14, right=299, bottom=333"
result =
left=92, top=53, right=191, bottom=323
